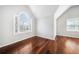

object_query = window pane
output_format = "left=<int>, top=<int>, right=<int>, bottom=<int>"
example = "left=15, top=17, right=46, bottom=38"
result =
left=67, top=18, right=79, bottom=31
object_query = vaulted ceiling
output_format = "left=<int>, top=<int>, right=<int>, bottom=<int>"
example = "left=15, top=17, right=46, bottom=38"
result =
left=29, top=5, right=59, bottom=18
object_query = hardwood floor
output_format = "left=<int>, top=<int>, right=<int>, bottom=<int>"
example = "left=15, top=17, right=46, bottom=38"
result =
left=0, top=36, right=55, bottom=54
left=0, top=35, right=79, bottom=54
left=56, top=35, right=79, bottom=54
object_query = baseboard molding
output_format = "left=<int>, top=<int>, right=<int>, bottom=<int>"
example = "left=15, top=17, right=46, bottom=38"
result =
left=37, top=35, right=54, bottom=40
left=0, top=35, right=34, bottom=48
left=0, top=35, right=54, bottom=48
left=56, top=35, right=79, bottom=39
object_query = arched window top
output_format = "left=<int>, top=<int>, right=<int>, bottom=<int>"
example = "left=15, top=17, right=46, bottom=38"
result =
left=18, top=11, right=30, bottom=21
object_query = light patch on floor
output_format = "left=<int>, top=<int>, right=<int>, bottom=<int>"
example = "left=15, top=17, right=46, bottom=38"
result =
left=17, top=43, right=32, bottom=54
left=64, top=40, right=79, bottom=53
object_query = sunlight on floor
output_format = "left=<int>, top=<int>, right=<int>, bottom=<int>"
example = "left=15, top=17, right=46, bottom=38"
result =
left=64, top=40, right=79, bottom=53
left=18, top=43, right=32, bottom=54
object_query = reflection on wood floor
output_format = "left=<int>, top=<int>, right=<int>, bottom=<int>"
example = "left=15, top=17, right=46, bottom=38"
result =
left=0, top=35, right=79, bottom=54
left=56, top=35, right=79, bottom=54
left=0, top=36, right=56, bottom=54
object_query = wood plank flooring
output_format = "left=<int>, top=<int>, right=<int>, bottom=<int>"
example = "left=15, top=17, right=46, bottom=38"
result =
left=56, top=35, right=79, bottom=54
left=0, top=36, right=56, bottom=54
left=0, top=35, right=79, bottom=54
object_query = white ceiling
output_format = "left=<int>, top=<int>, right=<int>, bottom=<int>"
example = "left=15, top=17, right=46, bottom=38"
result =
left=29, top=5, right=59, bottom=18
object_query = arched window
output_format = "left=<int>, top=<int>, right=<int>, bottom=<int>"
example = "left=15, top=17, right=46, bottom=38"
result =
left=14, top=11, right=31, bottom=35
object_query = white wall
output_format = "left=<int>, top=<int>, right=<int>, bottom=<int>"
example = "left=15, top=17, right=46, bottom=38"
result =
left=54, top=5, right=72, bottom=39
left=54, top=5, right=72, bottom=20
left=29, top=5, right=58, bottom=40
left=57, top=6, right=79, bottom=38
left=0, top=5, right=36, bottom=47
left=37, top=15, right=54, bottom=40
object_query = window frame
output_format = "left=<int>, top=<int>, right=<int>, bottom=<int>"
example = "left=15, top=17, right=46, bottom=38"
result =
left=13, top=11, right=32, bottom=35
